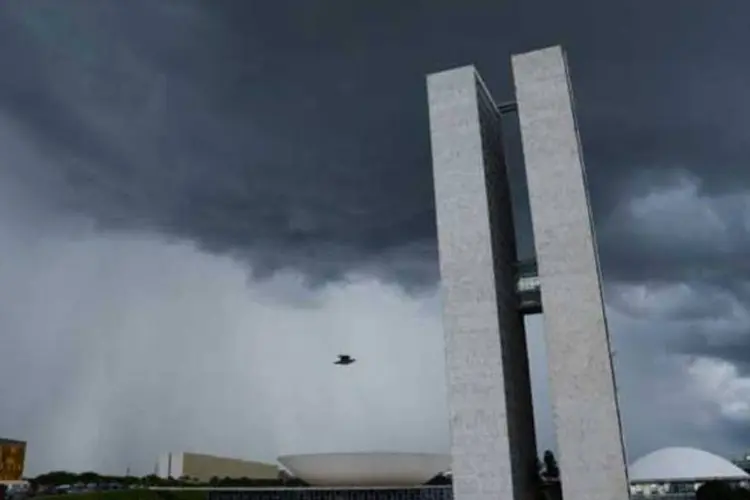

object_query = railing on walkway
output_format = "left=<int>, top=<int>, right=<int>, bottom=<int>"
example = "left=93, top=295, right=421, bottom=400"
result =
left=516, top=258, right=541, bottom=315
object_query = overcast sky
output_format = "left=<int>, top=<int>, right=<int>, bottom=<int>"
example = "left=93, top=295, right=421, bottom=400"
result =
left=1, top=0, right=750, bottom=477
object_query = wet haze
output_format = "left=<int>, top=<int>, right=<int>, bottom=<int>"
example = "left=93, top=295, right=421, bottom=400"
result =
left=1, top=0, right=750, bottom=475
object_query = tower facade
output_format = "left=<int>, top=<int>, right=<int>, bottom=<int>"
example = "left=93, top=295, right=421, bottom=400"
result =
left=427, top=46, right=630, bottom=500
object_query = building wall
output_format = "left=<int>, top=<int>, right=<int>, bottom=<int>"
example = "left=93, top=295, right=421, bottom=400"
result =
left=208, top=486, right=453, bottom=500
left=512, top=46, right=630, bottom=500
left=157, top=452, right=184, bottom=479
left=157, top=452, right=279, bottom=482
left=427, top=66, right=536, bottom=500
left=156, top=453, right=170, bottom=478
left=0, top=439, right=26, bottom=481
left=475, top=72, right=538, bottom=499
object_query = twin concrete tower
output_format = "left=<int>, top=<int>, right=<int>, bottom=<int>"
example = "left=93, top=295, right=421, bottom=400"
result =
left=427, top=47, right=630, bottom=500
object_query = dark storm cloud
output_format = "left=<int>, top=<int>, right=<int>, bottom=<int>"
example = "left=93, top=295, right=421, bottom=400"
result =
left=680, top=337, right=750, bottom=378
left=0, top=0, right=448, bottom=284
left=607, top=282, right=739, bottom=323
left=3, top=0, right=749, bottom=286
left=2, top=0, right=750, bottom=467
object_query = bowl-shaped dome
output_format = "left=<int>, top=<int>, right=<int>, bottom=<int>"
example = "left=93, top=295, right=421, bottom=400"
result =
left=278, top=452, right=451, bottom=487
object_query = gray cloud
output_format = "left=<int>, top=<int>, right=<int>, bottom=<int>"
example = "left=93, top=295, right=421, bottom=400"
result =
left=606, top=305, right=750, bottom=460
left=0, top=1, right=441, bottom=285
left=0, top=212, right=450, bottom=475
left=0, top=0, right=749, bottom=478
left=599, top=171, right=750, bottom=283
left=2, top=202, right=746, bottom=474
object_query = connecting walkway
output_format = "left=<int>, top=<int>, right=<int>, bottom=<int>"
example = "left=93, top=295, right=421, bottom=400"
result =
left=516, top=258, right=541, bottom=315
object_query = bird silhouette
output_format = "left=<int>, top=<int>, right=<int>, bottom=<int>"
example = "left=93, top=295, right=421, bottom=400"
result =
left=334, top=354, right=356, bottom=366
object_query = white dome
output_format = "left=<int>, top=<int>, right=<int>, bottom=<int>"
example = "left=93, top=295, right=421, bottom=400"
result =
left=630, top=447, right=749, bottom=483
left=278, top=452, right=451, bottom=487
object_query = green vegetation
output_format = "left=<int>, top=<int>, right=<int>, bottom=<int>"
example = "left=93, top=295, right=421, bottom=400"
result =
left=541, top=450, right=559, bottom=480
left=27, top=471, right=305, bottom=489
left=32, top=472, right=145, bottom=487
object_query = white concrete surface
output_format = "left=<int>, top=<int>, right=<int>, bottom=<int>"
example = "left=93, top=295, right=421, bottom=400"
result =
left=512, top=45, right=630, bottom=500
left=427, top=66, right=537, bottom=500
left=630, top=447, right=750, bottom=483
left=277, top=452, right=450, bottom=487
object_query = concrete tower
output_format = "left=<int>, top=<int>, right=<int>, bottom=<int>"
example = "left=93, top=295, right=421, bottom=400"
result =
left=427, top=46, right=630, bottom=500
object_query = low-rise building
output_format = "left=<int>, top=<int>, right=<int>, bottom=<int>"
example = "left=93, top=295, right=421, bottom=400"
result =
left=156, top=452, right=279, bottom=482
left=0, top=438, right=26, bottom=482
left=629, top=447, right=749, bottom=499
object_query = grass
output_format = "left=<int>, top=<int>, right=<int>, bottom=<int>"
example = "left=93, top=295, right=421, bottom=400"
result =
left=34, top=490, right=208, bottom=500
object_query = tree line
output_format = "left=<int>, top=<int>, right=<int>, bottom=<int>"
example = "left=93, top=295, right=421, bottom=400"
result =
left=28, top=471, right=306, bottom=488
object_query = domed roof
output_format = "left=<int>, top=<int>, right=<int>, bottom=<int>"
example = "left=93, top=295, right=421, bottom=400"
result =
left=629, top=447, right=749, bottom=483
left=278, top=452, right=451, bottom=487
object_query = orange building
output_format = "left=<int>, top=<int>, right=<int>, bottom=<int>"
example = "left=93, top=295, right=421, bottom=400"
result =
left=0, top=439, right=26, bottom=481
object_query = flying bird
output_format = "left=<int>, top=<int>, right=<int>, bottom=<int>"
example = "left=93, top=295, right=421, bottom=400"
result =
left=334, top=354, right=356, bottom=366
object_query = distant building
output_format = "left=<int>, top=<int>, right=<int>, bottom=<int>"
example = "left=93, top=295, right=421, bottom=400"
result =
left=156, top=452, right=279, bottom=482
left=0, top=439, right=26, bottom=482
left=629, top=447, right=750, bottom=499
